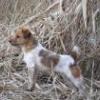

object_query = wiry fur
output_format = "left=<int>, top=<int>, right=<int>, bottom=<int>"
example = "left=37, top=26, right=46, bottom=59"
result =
left=9, top=26, right=85, bottom=95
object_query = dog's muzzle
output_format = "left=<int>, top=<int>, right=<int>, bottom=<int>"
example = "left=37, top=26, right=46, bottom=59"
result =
left=8, top=37, right=18, bottom=46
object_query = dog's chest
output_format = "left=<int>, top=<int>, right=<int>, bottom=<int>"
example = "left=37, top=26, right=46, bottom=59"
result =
left=23, top=51, right=45, bottom=69
left=23, top=44, right=44, bottom=68
left=23, top=52, right=36, bottom=67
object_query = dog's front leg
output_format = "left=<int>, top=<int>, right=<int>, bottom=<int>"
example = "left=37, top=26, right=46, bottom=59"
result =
left=27, top=66, right=38, bottom=91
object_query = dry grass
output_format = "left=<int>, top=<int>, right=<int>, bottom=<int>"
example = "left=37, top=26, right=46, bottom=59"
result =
left=0, top=0, right=100, bottom=100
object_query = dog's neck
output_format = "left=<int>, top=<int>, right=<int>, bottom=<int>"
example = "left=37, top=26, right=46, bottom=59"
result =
left=21, top=37, right=38, bottom=54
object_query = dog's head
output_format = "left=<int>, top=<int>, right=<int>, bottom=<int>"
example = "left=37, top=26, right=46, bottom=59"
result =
left=9, top=26, right=33, bottom=46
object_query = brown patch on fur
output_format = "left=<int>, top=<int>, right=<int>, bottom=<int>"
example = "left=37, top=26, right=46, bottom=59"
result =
left=39, top=49, right=59, bottom=68
left=23, top=38, right=37, bottom=52
left=9, top=26, right=37, bottom=52
left=70, top=64, right=81, bottom=78
left=21, top=27, right=32, bottom=39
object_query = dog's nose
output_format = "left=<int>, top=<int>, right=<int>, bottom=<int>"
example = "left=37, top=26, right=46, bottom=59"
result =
left=8, top=36, right=14, bottom=43
left=8, top=39, right=12, bottom=43
left=8, top=38, right=13, bottom=43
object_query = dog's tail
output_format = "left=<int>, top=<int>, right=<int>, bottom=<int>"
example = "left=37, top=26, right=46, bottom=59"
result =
left=70, top=45, right=81, bottom=61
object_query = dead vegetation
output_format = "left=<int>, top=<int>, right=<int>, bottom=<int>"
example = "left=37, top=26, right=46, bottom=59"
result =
left=0, top=0, right=100, bottom=100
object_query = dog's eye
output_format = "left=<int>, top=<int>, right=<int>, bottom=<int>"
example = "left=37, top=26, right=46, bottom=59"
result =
left=16, top=35, right=20, bottom=38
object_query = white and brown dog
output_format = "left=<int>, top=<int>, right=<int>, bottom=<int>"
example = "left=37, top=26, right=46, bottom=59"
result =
left=9, top=26, right=84, bottom=93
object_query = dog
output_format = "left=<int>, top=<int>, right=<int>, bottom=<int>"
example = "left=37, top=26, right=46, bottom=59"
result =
left=9, top=26, right=85, bottom=94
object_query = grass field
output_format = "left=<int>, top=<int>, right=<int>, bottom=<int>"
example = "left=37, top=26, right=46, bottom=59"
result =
left=0, top=0, right=100, bottom=100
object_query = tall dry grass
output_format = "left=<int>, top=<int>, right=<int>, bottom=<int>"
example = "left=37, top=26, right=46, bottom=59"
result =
left=0, top=0, right=100, bottom=100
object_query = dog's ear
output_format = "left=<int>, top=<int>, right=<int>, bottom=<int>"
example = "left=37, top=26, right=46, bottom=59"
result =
left=22, top=27, right=32, bottom=39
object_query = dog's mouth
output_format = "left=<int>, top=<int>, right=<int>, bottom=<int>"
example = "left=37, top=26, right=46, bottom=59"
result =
left=9, top=39, right=19, bottom=46
left=10, top=42, right=19, bottom=46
